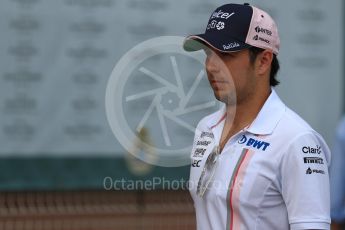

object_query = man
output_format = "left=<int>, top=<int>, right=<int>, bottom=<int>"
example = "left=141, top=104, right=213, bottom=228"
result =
left=183, top=3, right=331, bottom=230
left=330, top=116, right=345, bottom=230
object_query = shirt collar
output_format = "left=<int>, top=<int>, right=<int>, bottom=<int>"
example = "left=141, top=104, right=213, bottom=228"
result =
left=206, top=104, right=226, bottom=129
left=245, top=89, right=286, bottom=135
left=206, top=89, right=286, bottom=135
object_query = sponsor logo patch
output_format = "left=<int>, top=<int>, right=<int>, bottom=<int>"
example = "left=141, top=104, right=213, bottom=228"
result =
left=216, top=21, right=225, bottom=30
left=223, top=42, right=240, bottom=50
left=192, top=160, right=201, bottom=167
left=206, top=20, right=218, bottom=30
left=254, top=26, right=272, bottom=36
left=238, top=135, right=270, bottom=151
left=197, top=141, right=211, bottom=146
left=306, top=167, right=325, bottom=175
left=200, top=132, right=214, bottom=139
left=210, top=10, right=235, bottom=20
left=302, top=145, right=321, bottom=154
left=253, top=35, right=270, bottom=44
left=193, top=148, right=206, bottom=157
left=303, top=157, right=324, bottom=164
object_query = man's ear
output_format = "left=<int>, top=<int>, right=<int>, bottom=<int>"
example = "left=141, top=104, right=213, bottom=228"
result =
left=256, top=50, right=273, bottom=75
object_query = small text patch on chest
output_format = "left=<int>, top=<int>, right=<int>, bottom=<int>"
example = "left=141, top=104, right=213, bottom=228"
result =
left=238, top=135, right=270, bottom=151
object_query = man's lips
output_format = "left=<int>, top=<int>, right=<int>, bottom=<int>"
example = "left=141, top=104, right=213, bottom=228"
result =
left=210, top=80, right=227, bottom=84
left=210, top=80, right=227, bottom=90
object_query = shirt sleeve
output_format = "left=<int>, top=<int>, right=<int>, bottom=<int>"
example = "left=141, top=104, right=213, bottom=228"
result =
left=330, top=117, right=345, bottom=222
left=279, top=131, right=331, bottom=230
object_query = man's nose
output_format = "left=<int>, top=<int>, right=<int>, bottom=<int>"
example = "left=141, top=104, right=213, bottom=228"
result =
left=205, top=52, right=221, bottom=73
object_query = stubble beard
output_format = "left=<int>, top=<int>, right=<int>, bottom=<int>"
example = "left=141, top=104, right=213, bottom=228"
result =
left=214, top=89, right=237, bottom=106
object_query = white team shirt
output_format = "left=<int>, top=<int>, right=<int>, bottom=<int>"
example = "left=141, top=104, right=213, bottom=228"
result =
left=189, top=89, right=331, bottom=230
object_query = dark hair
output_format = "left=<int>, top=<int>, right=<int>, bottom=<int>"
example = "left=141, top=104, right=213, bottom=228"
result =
left=248, top=47, right=280, bottom=86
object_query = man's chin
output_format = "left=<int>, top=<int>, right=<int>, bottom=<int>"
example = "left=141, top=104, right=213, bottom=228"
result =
left=214, top=93, right=236, bottom=106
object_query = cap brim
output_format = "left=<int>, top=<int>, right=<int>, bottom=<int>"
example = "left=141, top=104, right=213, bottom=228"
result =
left=183, top=33, right=251, bottom=53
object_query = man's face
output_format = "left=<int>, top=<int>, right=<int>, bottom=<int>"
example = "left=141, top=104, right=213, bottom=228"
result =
left=203, top=46, right=256, bottom=106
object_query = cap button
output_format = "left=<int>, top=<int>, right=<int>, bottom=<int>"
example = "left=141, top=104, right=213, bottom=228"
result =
left=244, top=3, right=250, bottom=5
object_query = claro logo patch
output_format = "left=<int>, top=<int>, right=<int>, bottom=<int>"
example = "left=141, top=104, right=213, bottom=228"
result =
left=238, top=135, right=270, bottom=151
left=302, top=145, right=321, bottom=154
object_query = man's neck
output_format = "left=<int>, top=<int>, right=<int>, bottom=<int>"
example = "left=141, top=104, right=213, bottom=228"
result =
left=219, top=88, right=271, bottom=150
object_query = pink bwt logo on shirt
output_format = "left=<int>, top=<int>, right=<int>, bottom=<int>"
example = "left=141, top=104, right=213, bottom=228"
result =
left=238, top=135, right=270, bottom=151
